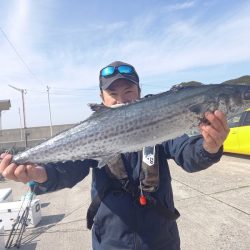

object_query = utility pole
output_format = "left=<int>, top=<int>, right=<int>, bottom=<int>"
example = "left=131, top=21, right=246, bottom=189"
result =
left=46, top=86, right=53, bottom=137
left=18, top=107, right=23, bottom=141
left=9, top=85, right=28, bottom=147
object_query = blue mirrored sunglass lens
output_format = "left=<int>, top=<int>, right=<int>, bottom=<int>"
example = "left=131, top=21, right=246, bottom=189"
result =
left=118, top=65, right=133, bottom=74
left=101, top=66, right=115, bottom=76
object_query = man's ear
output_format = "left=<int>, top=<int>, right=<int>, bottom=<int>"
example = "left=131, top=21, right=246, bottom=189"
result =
left=100, top=91, right=104, bottom=102
left=138, top=87, right=141, bottom=97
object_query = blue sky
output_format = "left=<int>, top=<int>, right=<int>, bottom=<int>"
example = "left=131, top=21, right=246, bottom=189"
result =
left=0, top=0, right=250, bottom=129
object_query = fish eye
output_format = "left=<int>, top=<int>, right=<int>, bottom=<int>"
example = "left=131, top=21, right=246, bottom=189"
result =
left=244, top=91, right=250, bottom=100
left=189, top=104, right=202, bottom=114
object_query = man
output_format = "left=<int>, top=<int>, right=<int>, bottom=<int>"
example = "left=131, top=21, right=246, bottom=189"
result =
left=0, top=61, right=229, bottom=250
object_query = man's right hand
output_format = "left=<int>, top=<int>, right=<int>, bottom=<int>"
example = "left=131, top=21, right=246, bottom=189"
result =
left=0, top=153, right=48, bottom=184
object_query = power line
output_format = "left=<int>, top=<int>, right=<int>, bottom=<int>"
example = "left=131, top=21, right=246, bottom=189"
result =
left=25, top=89, right=97, bottom=96
left=0, top=27, right=43, bottom=85
left=52, top=86, right=98, bottom=91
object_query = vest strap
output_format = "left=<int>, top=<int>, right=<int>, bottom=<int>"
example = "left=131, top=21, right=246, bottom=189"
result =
left=140, top=146, right=160, bottom=192
left=145, top=194, right=180, bottom=220
left=86, top=186, right=110, bottom=230
left=86, top=179, right=180, bottom=230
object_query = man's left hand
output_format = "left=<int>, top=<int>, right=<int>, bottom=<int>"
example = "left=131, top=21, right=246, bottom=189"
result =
left=200, top=110, right=230, bottom=154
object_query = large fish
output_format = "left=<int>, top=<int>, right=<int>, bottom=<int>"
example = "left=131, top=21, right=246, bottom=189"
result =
left=12, top=83, right=250, bottom=167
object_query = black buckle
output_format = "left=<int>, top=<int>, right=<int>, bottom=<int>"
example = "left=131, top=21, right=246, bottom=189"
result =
left=121, top=179, right=130, bottom=192
left=120, top=179, right=138, bottom=197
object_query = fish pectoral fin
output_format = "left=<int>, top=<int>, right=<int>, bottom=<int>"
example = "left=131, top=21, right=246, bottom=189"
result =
left=88, top=103, right=109, bottom=112
left=97, top=154, right=121, bottom=168
left=97, top=159, right=107, bottom=168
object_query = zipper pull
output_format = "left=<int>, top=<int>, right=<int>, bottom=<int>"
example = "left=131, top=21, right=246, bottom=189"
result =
left=139, top=180, right=147, bottom=206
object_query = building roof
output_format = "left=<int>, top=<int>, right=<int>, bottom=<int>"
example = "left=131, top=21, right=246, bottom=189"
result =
left=0, top=100, right=11, bottom=111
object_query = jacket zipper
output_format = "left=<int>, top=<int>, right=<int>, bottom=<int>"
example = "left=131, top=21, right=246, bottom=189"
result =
left=134, top=232, right=140, bottom=250
left=134, top=201, right=140, bottom=250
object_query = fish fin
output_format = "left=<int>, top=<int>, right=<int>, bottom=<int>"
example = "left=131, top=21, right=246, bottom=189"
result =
left=144, top=94, right=154, bottom=98
left=97, top=154, right=121, bottom=169
left=88, top=103, right=108, bottom=112
left=97, top=160, right=107, bottom=169
left=170, top=82, right=204, bottom=92
left=88, top=102, right=126, bottom=112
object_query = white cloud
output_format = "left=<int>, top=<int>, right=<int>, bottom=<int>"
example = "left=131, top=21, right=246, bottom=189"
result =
left=113, top=3, right=250, bottom=77
left=4, top=0, right=31, bottom=49
left=163, top=1, right=196, bottom=12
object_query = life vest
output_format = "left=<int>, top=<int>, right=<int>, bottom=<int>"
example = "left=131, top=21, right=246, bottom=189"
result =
left=86, top=146, right=180, bottom=230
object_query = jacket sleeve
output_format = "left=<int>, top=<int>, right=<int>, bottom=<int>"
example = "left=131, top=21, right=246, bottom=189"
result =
left=161, top=134, right=223, bottom=173
left=34, top=159, right=98, bottom=195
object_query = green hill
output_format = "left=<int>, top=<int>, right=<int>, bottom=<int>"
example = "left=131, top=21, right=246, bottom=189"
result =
left=221, top=75, right=250, bottom=85
left=172, top=75, right=250, bottom=89
left=177, top=81, right=203, bottom=87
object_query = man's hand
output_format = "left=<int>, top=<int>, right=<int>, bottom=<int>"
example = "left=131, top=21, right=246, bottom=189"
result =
left=200, top=110, right=230, bottom=154
left=0, top=153, right=48, bottom=184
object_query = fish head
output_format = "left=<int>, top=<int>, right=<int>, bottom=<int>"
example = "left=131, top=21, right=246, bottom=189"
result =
left=219, top=83, right=250, bottom=118
left=187, top=83, right=250, bottom=126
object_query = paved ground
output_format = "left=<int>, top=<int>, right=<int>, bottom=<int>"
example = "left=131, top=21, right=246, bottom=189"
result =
left=0, top=153, right=249, bottom=250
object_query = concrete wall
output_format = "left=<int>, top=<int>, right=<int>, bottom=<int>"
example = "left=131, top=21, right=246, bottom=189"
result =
left=0, top=124, right=75, bottom=153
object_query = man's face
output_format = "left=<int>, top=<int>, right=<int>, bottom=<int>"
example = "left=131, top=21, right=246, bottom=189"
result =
left=101, top=79, right=140, bottom=107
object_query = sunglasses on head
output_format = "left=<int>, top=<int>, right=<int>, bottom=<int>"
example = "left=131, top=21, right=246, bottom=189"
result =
left=100, top=65, right=135, bottom=77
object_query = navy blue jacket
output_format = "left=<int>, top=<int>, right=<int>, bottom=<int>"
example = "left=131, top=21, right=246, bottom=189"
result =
left=35, top=134, right=222, bottom=250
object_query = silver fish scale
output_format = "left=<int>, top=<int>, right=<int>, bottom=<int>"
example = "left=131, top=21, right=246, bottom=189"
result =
left=12, top=83, right=250, bottom=165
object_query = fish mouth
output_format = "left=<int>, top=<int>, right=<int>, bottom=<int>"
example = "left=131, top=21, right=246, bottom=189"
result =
left=198, top=116, right=211, bottom=126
